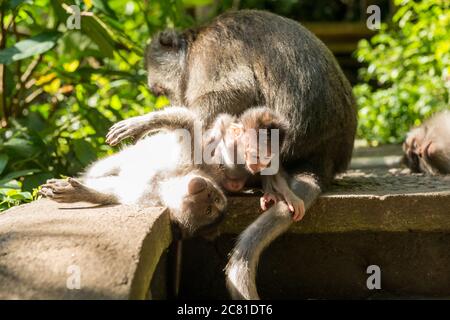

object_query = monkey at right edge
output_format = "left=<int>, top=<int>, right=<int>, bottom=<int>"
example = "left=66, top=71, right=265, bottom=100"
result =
left=110, top=10, right=358, bottom=299
left=402, top=110, right=450, bottom=175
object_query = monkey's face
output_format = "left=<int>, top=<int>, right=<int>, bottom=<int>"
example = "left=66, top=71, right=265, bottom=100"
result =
left=145, top=30, right=186, bottom=105
left=238, top=107, right=287, bottom=174
left=244, top=134, right=274, bottom=174
left=220, top=165, right=249, bottom=193
left=402, top=127, right=424, bottom=173
left=402, top=126, right=450, bottom=174
left=213, top=124, right=274, bottom=192
left=171, top=174, right=227, bottom=238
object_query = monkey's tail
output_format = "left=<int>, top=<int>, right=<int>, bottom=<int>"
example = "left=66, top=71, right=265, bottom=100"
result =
left=225, top=201, right=293, bottom=300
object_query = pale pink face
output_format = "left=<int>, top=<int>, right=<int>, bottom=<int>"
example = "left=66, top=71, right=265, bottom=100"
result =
left=225, top=123, right=275, bottom=175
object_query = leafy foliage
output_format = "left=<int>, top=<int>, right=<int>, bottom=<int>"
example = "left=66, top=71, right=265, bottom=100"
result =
left=354, top=0, right=450, bottom=145
left=1, top=0, right=448, bottom=211
left=0, top=0, right=208, bottom=211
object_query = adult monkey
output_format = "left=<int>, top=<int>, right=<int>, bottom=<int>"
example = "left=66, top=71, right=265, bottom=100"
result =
left=112, top=10, right=357, bottom=299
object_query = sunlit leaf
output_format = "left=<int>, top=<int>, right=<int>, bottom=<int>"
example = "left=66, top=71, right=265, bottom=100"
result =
left=155, top=96, right=170, bottom=109
left=35, top=72, right=57, bottom=85
left=63, top=60, right=80, bottom=72
left=83, top=0, right=93, bottom=10
left=0, top=32, right=60, bottom=64
left=110, top=95, right=122, bottom=110
left=43, top=78, right=61, bottom=94
left=183, top=0, right=213, bottom=7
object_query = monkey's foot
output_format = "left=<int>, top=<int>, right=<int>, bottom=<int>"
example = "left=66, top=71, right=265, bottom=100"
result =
left=283, top=192, right=305, bottom=222
left=260, top=192, right=280, bottom=211
left=40, top=178, right=89, bottom=203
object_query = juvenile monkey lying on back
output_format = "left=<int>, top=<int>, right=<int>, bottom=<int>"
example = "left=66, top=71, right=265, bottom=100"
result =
left=40, top=125, right=228, bottom=238
left=106, top=106, right=305, bottom=221
left=402, top=111, right=450, bottom=175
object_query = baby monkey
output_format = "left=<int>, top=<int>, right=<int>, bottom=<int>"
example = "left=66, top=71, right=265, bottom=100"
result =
left=106, top=106, right=305, bottom=221
left=40, top=128, right=227, bottom=239
left=402, top=110, right=450, bottom=175
left=224, top=107, right=305, bottom=221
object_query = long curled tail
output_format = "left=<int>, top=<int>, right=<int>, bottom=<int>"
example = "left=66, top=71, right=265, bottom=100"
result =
left=225, top=201, right=293, bottom=300
left=225, top=171, right=322, bottom=299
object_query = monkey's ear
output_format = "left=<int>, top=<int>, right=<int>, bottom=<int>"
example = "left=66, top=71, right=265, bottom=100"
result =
left=158, top=29, right=183, bottom=50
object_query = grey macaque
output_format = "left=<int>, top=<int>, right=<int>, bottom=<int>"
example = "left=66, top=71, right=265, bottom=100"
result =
left=106, top=105, right=304, bottom=219
left=402, top=110, right=450, bottom=175
left=118, top=9, right=357, bottom=299
left=235, top=107, right=305, bottom=221
left=40, top=128, right=227, bottom=239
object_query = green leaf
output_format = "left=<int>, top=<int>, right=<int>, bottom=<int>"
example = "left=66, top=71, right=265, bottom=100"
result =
left=9, top=0, right=29, bottom=10
left=81, top=15, right=115, bottom=58
left=183, top=0, right=213, bottom=7
left=0, top=169, right=40, bottom=187
left=10, top=192, right=33, bottom=201
left=22, top=172, right=54, bottom=192
left=3, top=138, right=39, bottom=158
left=50, top=0, right=70, bottom=22
left=0, top=32, right=61, bottom=65
left=82, top=108, right=113, bottom=135
left=0, top=180, right=20, bottom=189
left=92, top=0, right=117, bottom=18
left=0, top=154, right=8, bottom=175
left=72, top=140, right=97, bottom=166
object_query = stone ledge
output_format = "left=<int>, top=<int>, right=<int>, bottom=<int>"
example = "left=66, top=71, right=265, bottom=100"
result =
left=0, top=199, right=171, bottom=299
left=221, top=169, right=450, bottom=234
left=180, top=165, right=450, bottom=299
left=1, top=155, right=449, bottom=299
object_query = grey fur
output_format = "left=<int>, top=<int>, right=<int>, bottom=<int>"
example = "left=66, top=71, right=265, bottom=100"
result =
left=402, top=110, right=450, bottom=174
left=41, top=130, right=228, bottom=239
left=144, top=10, right=357, bottom=299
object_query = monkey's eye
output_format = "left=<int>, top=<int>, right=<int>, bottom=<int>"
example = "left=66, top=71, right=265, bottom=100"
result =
left=206, top=206, right=212, bottom=215
left=214, top=197, right=221, bottom=204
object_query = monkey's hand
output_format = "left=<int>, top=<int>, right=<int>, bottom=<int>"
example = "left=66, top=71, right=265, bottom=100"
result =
left=259, top=192, right=280, bottom=211
left=106, top=115, right=151, bottom=146
left=282, top=190, right=305, bottom=222
left=39, top=178, right=93, bottom=203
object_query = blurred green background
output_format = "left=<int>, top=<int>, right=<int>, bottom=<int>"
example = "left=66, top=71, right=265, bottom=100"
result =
left=0, top=0, right=448, bottom=210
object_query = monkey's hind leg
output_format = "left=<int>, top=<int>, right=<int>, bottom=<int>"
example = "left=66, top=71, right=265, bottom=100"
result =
left=40, top=178, right=118, bottom=205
